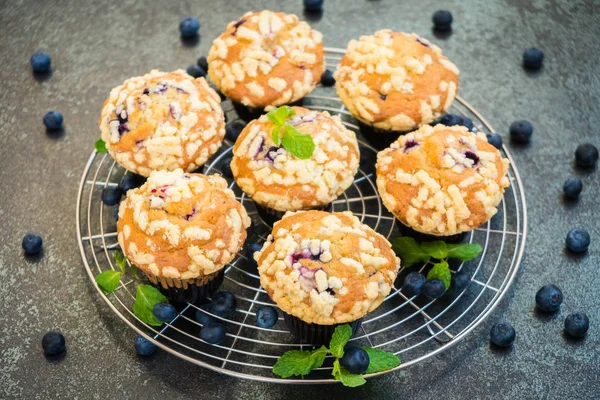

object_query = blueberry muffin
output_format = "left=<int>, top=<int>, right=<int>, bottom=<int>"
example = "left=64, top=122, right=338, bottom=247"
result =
left=376, top=124, right=510, bottom=239
left=99, top=69, right=225, bottom=177
left=207, top=10, right=324, bottom=109
left=254, top=210, right=400, bottom=344
left=335, top=30, right=459, bottom=132
left=117, top=169, right=251, bottom=303
left=231, top=106, right=360, bottom=224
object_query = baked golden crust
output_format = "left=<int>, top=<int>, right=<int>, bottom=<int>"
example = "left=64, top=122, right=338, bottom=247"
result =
left=335, top=30, right=459, bottom=131
left=376, top=124, right=510, bottom=235
left=117, top=169, right=251, bottom=280
left=208, top=10, right=324, bottom=108
left=255, top=211, right=400, bottom=325
left=231, top=106, right=360, bottom=211
left=99, top=70, right=225, bottom=177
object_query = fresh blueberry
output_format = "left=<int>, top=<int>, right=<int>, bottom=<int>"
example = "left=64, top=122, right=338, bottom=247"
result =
left=221, top=157, right=233, bottom=178
left=440, top=113, right=460, bottom=126
left=210, top=291, right=237, bottom=319
left=432, top=10, right=453, bottom=31
left=575, top=143, right=599, bottom=168
left=43, top=111, right=63, bottom=130
left=152, top=302, right=177, bottom=323
left=113, top=206, right=120, bottom=222
left=200, top=323, right=226, bottom=344
left=423, top=279, right=446, bottom=299
left=195, top=303, right=215, bottom=326
left=101, top=186, right=122, bottom=206
left=490, top=322, right=516, bottom=347
left=403, top=272, right=426, bottom=297
left=119, top=173, right=145, bottom=192
left=225, top=121, right=246, bottom=142
left=30, top=52, right=51, bottom=73
left=304, top=0, right=324, bottom=12
left=566, top=228, right=590, bottom=253
left=134, top=335, right=157, bottom=356
left=186, top=64, right=206, bottom=78
left=197, top=56, right=209, bottom=71
left=486, top=133, right=503, bottom=150
left=255, top=306, right=278, bottom=328
left=564, top=312, right=589, bottom=338
left=320, top=69, right=335, bottom=86
left=509, top=120, right=533, bottom=142
left=451, top=271, right=471, bottom=293
left=22, top=233, right=43, bottom=255
left=457, top=116, right=474, bottom=131
left=339, top=347, right=370, bottom=374
left=42, top=331, right=66, bottom=355
left=246, top=242, right=263, bottom=269
left=563, top=177, right=583, bottom=199
left=522, top=48, right=544, bottom=70
left=535, top=284, right=563, bottom=312
left=179, top=17, right=200, bottom=38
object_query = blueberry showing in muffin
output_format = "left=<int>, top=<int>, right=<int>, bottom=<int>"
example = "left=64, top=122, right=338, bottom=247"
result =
left=197, top=56, right=209, bottom=72
left=180, top=17, right=200, bottom=38
left=340, top=347, right=370, bottom=374
left=320, top=69, right=335, bottom=86
left=451, top=271, right=471, bottom=293
left=134, top=335, right=157, bottom=356
left=563, top=177, right=583, bottom=199
left=423, top=279, right=446, bottom=299
left=210, top=291, right=237, bottom=319
left=490, top=322, right=515, bottom=347
left=304, top=0, right=324, bottom=12
left=153, top=303, right=177, bottom=323
left=220, top=157, right=233, bottom=178
left=186, top=64, right=206, bottom=78
left=255, top=306, right=278, bottom=328
left=403, top=272, right=426, bottom=297
left=566, top=228, right=590, bottom=253
left=432, top=10, right=453, bottom=31
left=574, top=143, right=598, bottom=168
left=486, top=133, right=503, bottom=150
left=42, top=331, right=66, bottom=355
left=200, top=323, right=226, bottom=344
left=43, top=111, right=63, bottom=131
left=535, top=284, right=563, bottom=312
left=101, top=186, right=122, bottom=206
left=225, top=121, right=246, bottom=142
left=564, top=312, right=589, bottom=338
left=22, top=233, right=43, bottom=255
left=30, top=52, right=51, bottom=73
left=195, top=303, right=215, bottom=326
left=509, top=120, right=533, bottom=143
left=119, top=174, right=145, bottom=193
left=522, top=48, right=544, bottom=70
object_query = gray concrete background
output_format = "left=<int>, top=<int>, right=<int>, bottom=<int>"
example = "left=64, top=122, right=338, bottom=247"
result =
left=0, top=0, right=598, bottom=399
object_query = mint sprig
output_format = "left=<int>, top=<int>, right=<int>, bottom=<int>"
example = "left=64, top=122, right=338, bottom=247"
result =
left=272, top=324, right=400, bottom=386
left=95, top=138, right=108, bottom=153
left=133, top=284, right=168, bottom=326
left=95, top=270, right=121, bottom=293
left=266, top=106, right=315, bottom=160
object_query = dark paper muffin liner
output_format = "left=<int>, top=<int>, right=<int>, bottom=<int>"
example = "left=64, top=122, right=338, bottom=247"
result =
left=145, top=269, right=225, bottom=304
left=232, top=98, right=305, bottom=123
left=255, top=203, right=331, bottom=227
left=283, top=312, right=363, bottom=345
left=397, top=221, right=467, bottom=244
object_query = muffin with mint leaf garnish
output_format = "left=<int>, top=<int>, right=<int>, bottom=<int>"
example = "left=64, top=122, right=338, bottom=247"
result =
left=255, top=210, right=400, bottom=345
left=99, top=69, right=225, bottom=177
left=117, top=169, right=251, bottom=303
left=231, top=106, right=360, bottom=225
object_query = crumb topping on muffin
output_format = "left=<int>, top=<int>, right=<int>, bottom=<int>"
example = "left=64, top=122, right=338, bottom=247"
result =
left=208, top=10, right=324, bottom=108
left=117, top=169, right=251, bottom=280
left=376, top=124, right=510, bottom=235
left=335, top=30, right=459, bottom=131
left=231, top=106, right=360, bottom=211
left=255, top=211, right=400, bottom=325
left=100, top=70, right=225, bottom=176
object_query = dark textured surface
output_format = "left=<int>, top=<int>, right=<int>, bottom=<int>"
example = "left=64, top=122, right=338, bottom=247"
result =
left=1, top=0, right=599, bottom=399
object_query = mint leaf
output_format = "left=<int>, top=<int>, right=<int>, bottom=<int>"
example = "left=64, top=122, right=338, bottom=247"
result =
left=272, top=346, right=328, bottom=378
left=95, top=270, right=121, bottom=293
left=281, top=125, right=315, bottom=160
left=329, top=324, right=352, bottom=358
left=332, top=359, right=367, bottom=387
left=271, top=125, right=281, bottom=146
left=266, top=105, right=294, bottom=126
left=427, top=260, right=451, bottom=289
left=95, top=138, right=108, bottom=153
left=361, top=347, right=401, bottom=374
left=114, top=251, right=127, bottom=274
left=392, top=237, right=430, bottom=267
left=421, top=241, right=448, bottom=260
left=133, top=284, right=168, bottom=326
left=447, top=243, right=482, bottom=261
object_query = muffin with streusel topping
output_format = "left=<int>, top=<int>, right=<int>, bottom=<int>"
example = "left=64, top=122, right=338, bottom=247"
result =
left=99, top=69, right=225, bottom=177
left=376, top=124, right=510, bottom=241
left=117, top=169, right=251, bottom=303
left=255, top=210, right=400, bottom=344
left=231, top=106, right=360, bottom=225
left=207, top=10, right=324, bottom=110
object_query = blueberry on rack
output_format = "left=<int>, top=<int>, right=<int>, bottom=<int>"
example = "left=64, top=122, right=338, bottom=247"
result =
left=200, top=323, right=226, bottom=344
left=339, top=347, right=370, bottom=374
left=320, top=69, right=335, bottom=86
left=101, top=186, right=122, bottom=206
left=255, top=306, right=278, bottom=328
left=423, top=279, right=446, bottom=299
left=186, top=64, right=206, bottom=78
left=486, top=133, right=503, bottom=150
left=210, top=291, right=237, bottom=319
left=153, top=303, right=177, bottom=323
left=134, top=335, right=156, bottom=356
left=403, top=272, right=426, bottom=297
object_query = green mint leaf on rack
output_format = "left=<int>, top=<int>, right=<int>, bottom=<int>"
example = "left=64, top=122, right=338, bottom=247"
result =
left=426, top=260, right=451, bottom=289
left=129, top=264, right=144, bottom=281
left=271, top=125, right=281, bottom=146
left=446, top=243, right=482, bottom=261
left=114, top=251, right=128, bottom=274
left=281, top=125, right=315, bottom=160
left=95, top=270, right=121, bottom=293
left=361, top=347, right=401, bottom=374
left=266, top=105, right=295, bottom=126
left=391, top=237, right=430, bottom=267
left=329, top=324, right=353, bottom=358
left=133, top=284, right=167, bottom=326
left=420, top=241, right=448, bottom=260
left=332, top=359, right=367, bottom=387
left=95, top=138, right=108, bottom=153
left=272, top=346, right=328, bottom=378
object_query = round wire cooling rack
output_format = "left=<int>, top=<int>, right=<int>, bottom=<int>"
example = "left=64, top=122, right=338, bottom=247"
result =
left=76, top=47, right=527, bottom=384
